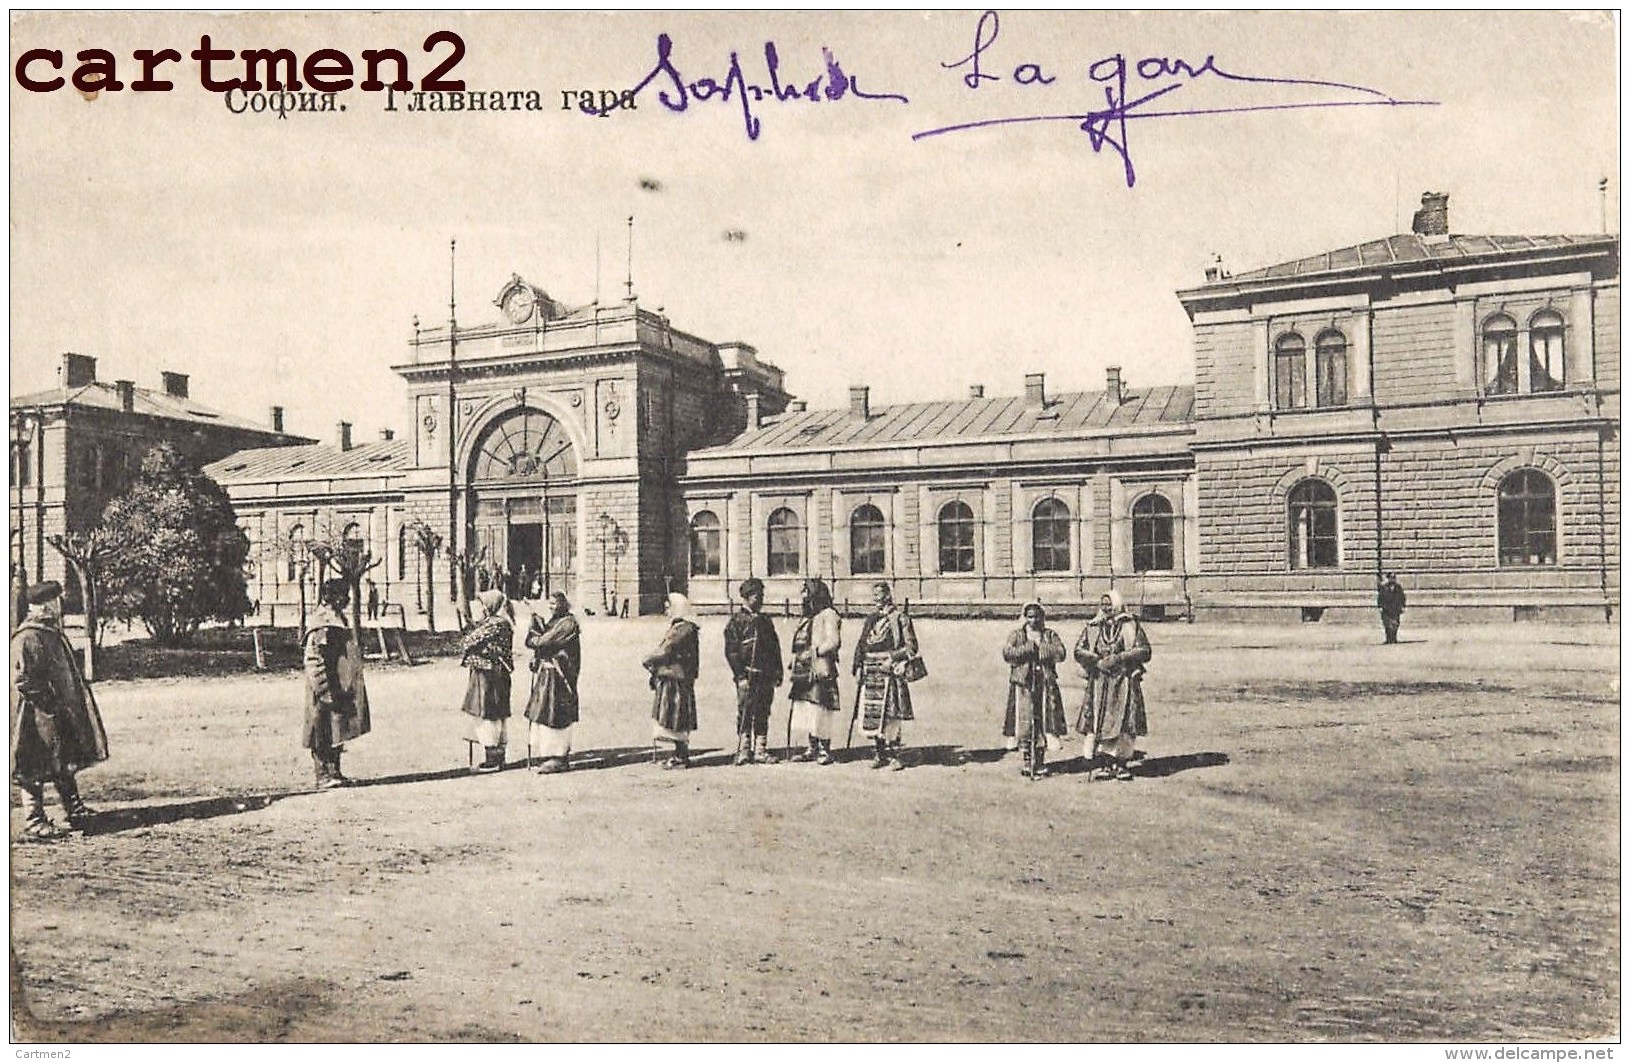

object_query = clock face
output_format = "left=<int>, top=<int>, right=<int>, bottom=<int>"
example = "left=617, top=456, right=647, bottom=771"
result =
left=503, top=286, right=536, bottom=324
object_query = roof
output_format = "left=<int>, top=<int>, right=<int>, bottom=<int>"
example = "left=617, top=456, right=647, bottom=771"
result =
left=694, top=386, right=1195, bottom=456
left=1222, top=233, right=1615, bottom=285
left=205, top=437, right=413, bottom=482
left=10, top=380, right=299, bottom=438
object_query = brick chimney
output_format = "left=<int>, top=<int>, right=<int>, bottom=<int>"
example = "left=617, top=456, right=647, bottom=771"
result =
left=116, top=379, right=135, bottom=412
left=1106, top=366, right=1124, bottom=404
left=968, top=384, right=985, bottom=399
left=745, top=393, right=762, bottom=429
left=786, top=399, right=807, bottom=413
left=60, top=352, right=97, bottom=388
left=1411, top=192, right=1450, bottom=238
left=161, top=371, right=189, bottom=398
left=270, top=406, right=285, bottom=433
left=849, top=386, right=870, bottom=420
left=336, top=421, right=353, bottom=451
left=1024, top=373, right=1047, bottom=408
left=379, top=428, right=395, bottom=442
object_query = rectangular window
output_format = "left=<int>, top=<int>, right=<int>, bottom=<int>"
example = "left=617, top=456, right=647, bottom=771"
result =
left=1275, top=350, right=1306, bottom=409
left=1316, top=350, right=1347, bottom=407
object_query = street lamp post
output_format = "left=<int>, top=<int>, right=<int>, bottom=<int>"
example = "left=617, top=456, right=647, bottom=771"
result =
left=10, top=410, right=37, bottom=624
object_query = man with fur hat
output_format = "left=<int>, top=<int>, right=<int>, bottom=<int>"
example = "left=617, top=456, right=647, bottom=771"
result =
left=1074, top=589, right=1152, bottom=781
left=11, top=580, right=108, bottom=839
left=723, top=577, right=783, bottom=765
left=1001, top=601, right=1069, bottom=777
left=303, top=578, right=370, bottom=789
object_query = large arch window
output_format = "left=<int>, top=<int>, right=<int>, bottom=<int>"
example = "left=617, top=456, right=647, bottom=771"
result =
left=766, top=507, right=801, bottom=576
left=849, top=504, right=887, bottom=575
left=937, top=500, right=976, bottom=573
left=1529, top=310, right=1565, bottom=393
left=397, top=524, right=409, bottom=581
left=1131, top=494, right=1175, bottom=572
left=470, top=408, right=578, bottom=483
left=1031, top=498, right=1071, bottom=572
left=1314, top=329, right=1349, bottom=408
left=1483, top=314, right=1519, bottom=396
left=1274, top=332, right=1307, bottom=409
left=689, top=511, right=722, bottom=577
left=1497, top=469, right=1557, bottom=566
left=1286, top=480, right=1339, bottom=569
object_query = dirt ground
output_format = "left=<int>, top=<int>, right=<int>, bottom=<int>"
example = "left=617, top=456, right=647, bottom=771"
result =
left=8, top=613, right=1620, bottom=1043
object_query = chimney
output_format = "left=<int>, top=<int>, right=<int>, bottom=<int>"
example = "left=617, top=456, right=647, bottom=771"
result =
left=786, top=399, right=807, bottom=413
left=1106, top=366, right=1124, bottom=404
left=161, top=371, right=189, bottom=398
left=116, top=379, right=135, bottom=413
left=1411, top=191, right=1450, bottom=238
left=59, top=352, right=97, bottom=388
left=745, top=393, right=762, bottom=429
left=849, top=385, right=871, bottom=420
left=968, top=384, right=985, bottom=399
left=336, top=421, right=353, bottom=451
left=269, top=405, right=285, bottom=433
left=379, top=428, right=396, bottom=442
left=1024, top=372, right=1047, bottom=408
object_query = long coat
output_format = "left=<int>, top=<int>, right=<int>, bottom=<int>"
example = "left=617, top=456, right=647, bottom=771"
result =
left=524, top=612, right=581, bottom=729
left=643, top=618, right=700, bottom=733
left=1001, top=625, right=1069, bottom=738
left=10, top=619, right=109, bottom=785
left=851, top=605, right=917, bottom=726
left=1074, top=615, right=1152, bottom=741
left=303, top=608, right=371, bottom=750
left=458, top=614, right=515, bottom=721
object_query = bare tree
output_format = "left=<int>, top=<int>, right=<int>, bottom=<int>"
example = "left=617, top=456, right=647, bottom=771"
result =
left=444, top=542, right=489, bottom=632
left=404, top=520, right=443, bottom=633
left=46, top=528, right=125, bottom=680
left=306, top=524, right=383, bottom=640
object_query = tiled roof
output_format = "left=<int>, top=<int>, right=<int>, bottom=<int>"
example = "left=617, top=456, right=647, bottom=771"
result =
left=10, top=380, right=296, bottom=436
left=1224, top=233, right=1615, bottom=284
left=695, top=386, right=1195, bottom=455
left=205, top=438, right=413, bottom=482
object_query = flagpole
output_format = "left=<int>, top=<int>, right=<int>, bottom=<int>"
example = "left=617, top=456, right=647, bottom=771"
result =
left=447, top=238, right=459, bottom=597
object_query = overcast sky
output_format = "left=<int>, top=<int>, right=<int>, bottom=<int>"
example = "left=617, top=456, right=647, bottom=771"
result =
left=9, top=10, right=1619, bottom=443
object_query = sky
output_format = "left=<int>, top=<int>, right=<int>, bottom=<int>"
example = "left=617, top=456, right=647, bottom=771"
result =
left=8, top=10, right=1620, bottom=445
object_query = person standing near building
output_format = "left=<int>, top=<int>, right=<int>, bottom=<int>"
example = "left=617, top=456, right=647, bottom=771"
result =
left=524, top=591, right=581, bottom=774
left=852, top=581, right=918, bottom=771
left=788, top=578, right=843, bottom=765
left=1075, top=590, right=1151, bottom=781
left=1378, top=573, right=1407, bottom=645
left=723, top=578, right=783, bottom=765
left=303, top=578, right=370, bottom=789
left=644, top=592, right=700, bottom=769
left=1001, top=601, right=1069, bottom=777
left=458, top=589, right=515, bottom=774
left=11, top=580, right=107, bottom=839
left=364, top=577, right=379, bottom=621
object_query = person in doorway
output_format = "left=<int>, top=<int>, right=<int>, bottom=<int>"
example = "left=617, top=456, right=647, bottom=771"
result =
left=524, top=591, right=581, bottom=773
left=1001, top=601, right=1069, bottom=777
left=851, top=582, right=918, bottom=771
left=364, top=577, right=379, bottom=621
left=303, top=578, right=371, bottom=789
left=11, top=580, right=108, bottom=839
left=1075, top=590, right=1151, bottom=781
left=458, top=589, right=515, bottom=774
left=788, top=578, right=843, bottom=765
left=723, top=578, right=783, bottom=765
left=1378, top=573, right=1407, bottom=645
left=644, top=592, right=700, bottom=769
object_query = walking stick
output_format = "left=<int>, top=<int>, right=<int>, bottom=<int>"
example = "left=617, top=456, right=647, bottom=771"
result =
left=1027, top=669, right=1043, bottom=782
left=785, top=681, right=795, bottom=760
left=845, top=673, right=862, bottom=749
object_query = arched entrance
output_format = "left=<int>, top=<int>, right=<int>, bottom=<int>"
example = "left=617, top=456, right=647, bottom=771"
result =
left=467, top=407, right=579, bottom=601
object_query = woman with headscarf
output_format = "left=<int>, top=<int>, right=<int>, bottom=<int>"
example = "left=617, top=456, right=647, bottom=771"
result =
left=643, top=592, right=700, bottom=769
left=788, top=578, right=843, bottom=765
left=851, top=581, right=919, bottom=770
left=458, top=589, right=515, bottom=774
left=1001, top=601, right=1069, bottom=777
left=525, top=591, right=581, bottom=774
left=1074, top=589, right=1152, bottom=781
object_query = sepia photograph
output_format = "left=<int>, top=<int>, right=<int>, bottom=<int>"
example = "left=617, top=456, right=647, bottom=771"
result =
left=7, top=9, right=1620, bottom=1047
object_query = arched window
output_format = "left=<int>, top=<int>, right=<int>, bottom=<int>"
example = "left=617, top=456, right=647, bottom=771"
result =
left=937, top=500, right=976, bottom=573
left=766, top=507, right=801, bottom=577
left=1315, top=329, right=1348, bottom=408
left=397, top=524, right=408, bottom=581
left=1031, top=498, right=1071, bottom=572
left=1483, top=314, right=1519, bottom=396
left=1286, top=480, right=1339, bottom=569
left=1131, top=494, right=1175, bottom=572
left=689, top=511, right=722, bottom=576
left=1529, top=310, right=1565, bottom=393
left=286, top=523, right=306, bottom=582
left=1274, top=332, right=1307, bottom=409
left=1498, top=469, right=1557, bottom=566
left=849, top=504, right=887, bottom=575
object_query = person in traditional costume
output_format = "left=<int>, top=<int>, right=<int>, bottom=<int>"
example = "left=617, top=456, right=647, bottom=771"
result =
left=644, top=592, right=700, bottom=769
left=1074, top=589, right=1152, bottom=781
left=723, top=577, right=783, bottom=765
left=1001, top=601, right=1069, bottom=777
left=11, top=580, right=108, bottom=839
left=458, top=589, right=515, bottom=774
left=851, top=581, right=918, bottom=771
left=303, top=578, right=371, bottom=789
left=524, top=591, right=581, bottom=774
left=788, top=578, right=843, bottom=765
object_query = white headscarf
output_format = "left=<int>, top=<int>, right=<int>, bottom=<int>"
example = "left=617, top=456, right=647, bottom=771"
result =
left=666, top=593, right=695, bottom=622
left=1105, top=589, right=1127, bottom=617
left=475, top=589, right=510, bottom=620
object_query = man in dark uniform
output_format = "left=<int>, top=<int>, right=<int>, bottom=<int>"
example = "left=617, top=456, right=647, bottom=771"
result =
left=303, top=578, right=371, bottom=788
left=1378, top=573, right=1407, bottom=645
left=723, top=577, right=783, bottom=765
left=11, top=580, right=108, bottom=839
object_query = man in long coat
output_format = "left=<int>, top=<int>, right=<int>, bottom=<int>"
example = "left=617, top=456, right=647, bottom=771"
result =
left=303, top=578, right=370, bottom=789
left=1074, top=590, right=1151, bottom=781
left=723, top=578, right=783, bottom=765
left=851, top=581, right=918, bottom=770
left=11, top=580, right=107, bottom=839
left=1001, top=601, right=1068, bottom=777
left=524, top=592, right=581, bottom=773
left=1378, top=573, right=1407, bottom=644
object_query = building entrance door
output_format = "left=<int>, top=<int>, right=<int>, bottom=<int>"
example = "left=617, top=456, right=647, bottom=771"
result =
left=508, top=524, right=542, bottom=597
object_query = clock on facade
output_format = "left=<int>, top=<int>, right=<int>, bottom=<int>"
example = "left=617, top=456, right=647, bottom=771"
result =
left=502, top=285, right=536, bottom=324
